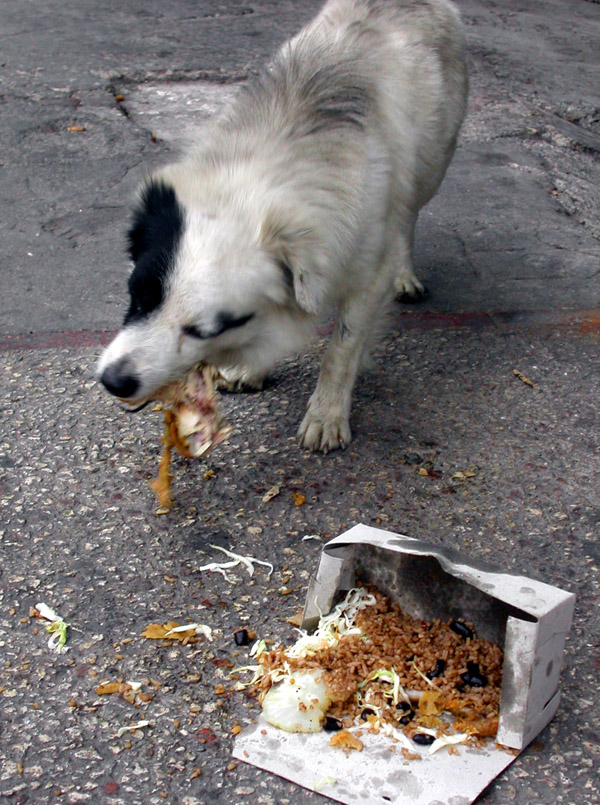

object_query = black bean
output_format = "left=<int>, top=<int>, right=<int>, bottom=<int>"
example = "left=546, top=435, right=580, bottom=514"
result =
left=426, top=659, right=446, bottom=680
left=460, top=665, right=488, bottom=688
left=233, top=629, right=250, bottom=646
left=413, top=733, right=435, bottom=746
left=450, top=620, right=474, bottom=639
left=360, top=709, right=376, bottom=721
left=396, top=701, right=411, bottom=712
left=399, top=713, right=415, bottom=726
left=323, top=716, right=343, bottom=732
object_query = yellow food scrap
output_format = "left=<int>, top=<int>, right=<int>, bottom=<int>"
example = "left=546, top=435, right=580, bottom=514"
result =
left=418, top=691, right=444, bottom=716
left=149, top=411, right=180, bottom=509
left=329, top=730, right=363, bottom=753
left=142, top=621, right=202, bottom=643
left=513, top=369, right=536, bottom=388
left=454, top=716, right=499, bottom=738
left=96, top=682, right=132, bottom=696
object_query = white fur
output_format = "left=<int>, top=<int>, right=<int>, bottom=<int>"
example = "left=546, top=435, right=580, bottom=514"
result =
left=98, top=0, right=468, bottom=452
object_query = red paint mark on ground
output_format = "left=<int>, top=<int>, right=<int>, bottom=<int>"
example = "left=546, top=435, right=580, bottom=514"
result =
left=1, top=308, right=598, bottom=354
left=313, top=308, right=600, bottom=337
left=0, top=330, right=115, bottom=352
left=578, top=310, right=600, bottom=335
left=399, top=310, right=495, bottom=329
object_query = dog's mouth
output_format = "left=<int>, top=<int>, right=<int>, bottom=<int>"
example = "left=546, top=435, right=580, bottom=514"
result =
left=119, top=399, right=151, bottom=413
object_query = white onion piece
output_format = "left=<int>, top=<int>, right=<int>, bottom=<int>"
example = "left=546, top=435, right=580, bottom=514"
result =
left=176, top=406, right=202, bottom=437
left=262, top=671, right=330, bottom=733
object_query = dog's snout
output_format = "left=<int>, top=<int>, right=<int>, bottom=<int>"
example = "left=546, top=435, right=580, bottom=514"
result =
left=100, top=360, right=140, bottom=399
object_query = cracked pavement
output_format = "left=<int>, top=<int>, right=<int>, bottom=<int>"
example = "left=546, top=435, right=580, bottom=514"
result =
left=0, top=1, right=599, bottom=804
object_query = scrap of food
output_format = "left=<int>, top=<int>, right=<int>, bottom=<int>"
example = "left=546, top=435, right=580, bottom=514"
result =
left=149, top=364, right=232, bottom=508
left=237, top=586, right=504, bottom=755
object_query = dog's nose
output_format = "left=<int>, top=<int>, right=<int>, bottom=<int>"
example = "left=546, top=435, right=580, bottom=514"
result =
left=100, top=361, right=140, bottom=399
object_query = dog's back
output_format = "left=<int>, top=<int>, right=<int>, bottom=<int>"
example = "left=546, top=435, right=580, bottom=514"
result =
left=288, top=0, right=468, bottom=209
left=175, top=0, right=467, bottom=219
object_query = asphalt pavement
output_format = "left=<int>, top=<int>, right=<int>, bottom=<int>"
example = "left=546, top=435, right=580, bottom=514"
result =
left=1, top=1, right=599, bottom=804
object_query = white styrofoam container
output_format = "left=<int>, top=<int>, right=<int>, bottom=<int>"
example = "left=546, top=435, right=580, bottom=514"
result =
left=234, top=525, right=575, bottom=804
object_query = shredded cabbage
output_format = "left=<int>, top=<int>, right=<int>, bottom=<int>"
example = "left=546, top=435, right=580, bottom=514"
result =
left=381, top=722, right=417, bottom=751
left=358, top=668, right=409, bottom=707
left=428, top=733, right=469, bottom=754
left=164, top=623, right=213, bottom=641
left=313, top=777, right=337, bottom=793
left=116, top=720, right=150, bottom=738
left=198, top=544, right=274, bottom=582
left=411, top=660, right=439, bottom=689
left=286, top=588, right=376, bottom=659
left=35, top=602, right=69, bottom=653
left=230, top=665, right=264, bottom=686
left=250, top=639, right=268, bottom=658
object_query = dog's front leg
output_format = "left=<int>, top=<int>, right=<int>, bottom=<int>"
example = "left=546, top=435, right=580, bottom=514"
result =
left=297, top=317, right=358, bottom=453
left=298, top=276, right=391, bottom=453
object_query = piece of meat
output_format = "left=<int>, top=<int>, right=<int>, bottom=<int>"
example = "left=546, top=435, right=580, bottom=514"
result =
left=149, top=365, right=232, bottom=508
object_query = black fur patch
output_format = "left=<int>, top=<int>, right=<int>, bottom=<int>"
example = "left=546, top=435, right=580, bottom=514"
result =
left=124, top=181, right=184, bottom=324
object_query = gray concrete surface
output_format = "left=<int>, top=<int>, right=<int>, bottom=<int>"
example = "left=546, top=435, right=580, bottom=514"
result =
left=1, top=1, right=599, bottom=803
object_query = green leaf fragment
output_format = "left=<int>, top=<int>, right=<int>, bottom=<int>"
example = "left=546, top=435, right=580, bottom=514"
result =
left=313, top=777, right=337, bottom=793
left=46, top=619, right=68, bottom=652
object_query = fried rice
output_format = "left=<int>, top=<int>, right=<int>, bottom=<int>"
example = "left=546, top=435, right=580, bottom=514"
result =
left=245, top=585, right=504, bottom=748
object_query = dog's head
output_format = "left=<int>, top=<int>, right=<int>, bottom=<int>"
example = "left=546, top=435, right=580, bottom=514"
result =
left=97, top=177, right=326, bottom=402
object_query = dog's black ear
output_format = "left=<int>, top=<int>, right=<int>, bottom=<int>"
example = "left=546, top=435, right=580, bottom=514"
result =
left=259, top=210, right=327, bottom=315
left=128, top=181, right=183, bottom=264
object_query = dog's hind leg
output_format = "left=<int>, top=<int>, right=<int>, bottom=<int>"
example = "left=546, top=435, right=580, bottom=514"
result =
left=393, top=215, right=426, bottom=302
left=298, top=268, right=395, bottom=453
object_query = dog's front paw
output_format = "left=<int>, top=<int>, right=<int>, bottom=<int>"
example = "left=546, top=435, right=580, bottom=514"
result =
left=298, top=408, right=351, bottom=453
left=215, top=370, right=266, bottom=393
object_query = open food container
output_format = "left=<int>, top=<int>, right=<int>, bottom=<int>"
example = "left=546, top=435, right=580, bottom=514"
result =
left=233, top=524, right=575, bottom=804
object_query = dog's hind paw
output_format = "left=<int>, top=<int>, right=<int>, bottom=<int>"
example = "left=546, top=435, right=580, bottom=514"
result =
left=394, top=271, right=427, bottom=303
left=298, top=410, right=352, bottom=454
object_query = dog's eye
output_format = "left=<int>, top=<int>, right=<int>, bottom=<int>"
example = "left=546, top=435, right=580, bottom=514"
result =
left=182, top=313, right=254, bottom=341
left=182, top=324, right=205, bottom=339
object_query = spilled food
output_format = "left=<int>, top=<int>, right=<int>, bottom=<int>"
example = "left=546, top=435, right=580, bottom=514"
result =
left=235, top=586, right=504, bottom=755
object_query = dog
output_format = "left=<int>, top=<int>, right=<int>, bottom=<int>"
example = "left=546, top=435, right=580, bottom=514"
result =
left=98, top=0, right=468, bottom=452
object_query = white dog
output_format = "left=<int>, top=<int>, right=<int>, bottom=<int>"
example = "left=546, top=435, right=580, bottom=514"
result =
left=98, top=0, right=468, bottom=452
